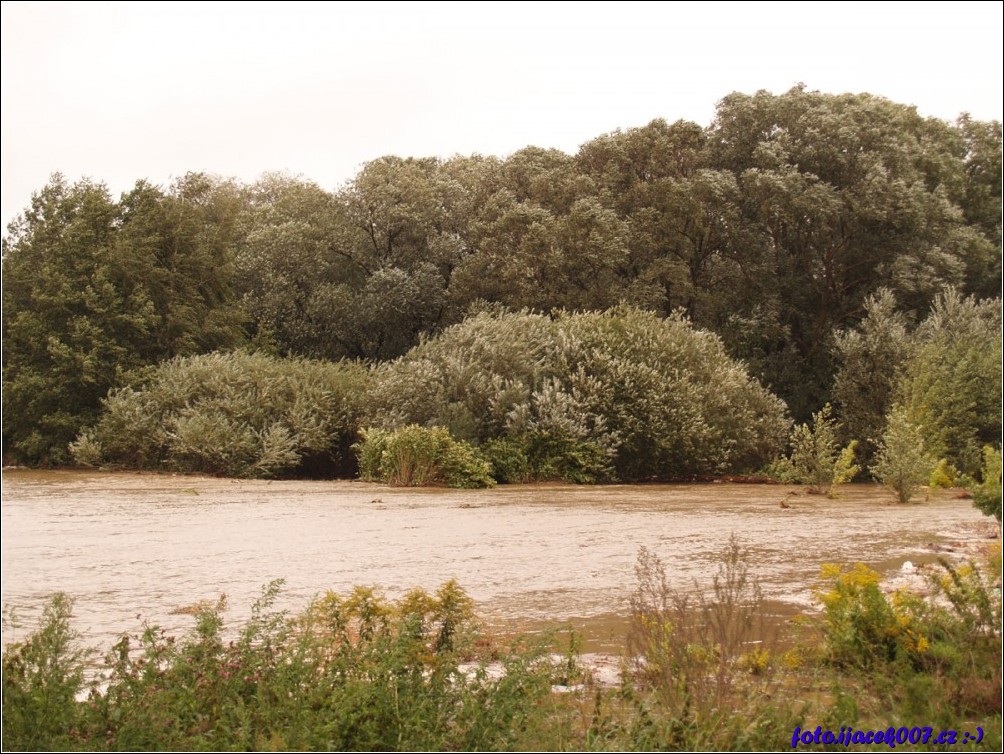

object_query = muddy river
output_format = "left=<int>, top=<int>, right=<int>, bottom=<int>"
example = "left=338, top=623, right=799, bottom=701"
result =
left=1, top=470, right=995, bottom=653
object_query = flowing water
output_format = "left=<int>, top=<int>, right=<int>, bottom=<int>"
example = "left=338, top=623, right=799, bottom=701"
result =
left=1, top=470, right=994, bottom=653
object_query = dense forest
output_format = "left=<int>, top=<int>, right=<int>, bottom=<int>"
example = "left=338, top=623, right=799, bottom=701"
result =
left=3, top=87, right=1001, bottom=488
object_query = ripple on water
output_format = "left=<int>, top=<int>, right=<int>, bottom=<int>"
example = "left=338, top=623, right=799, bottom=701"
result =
left=1, top=469, right=994, bottom=653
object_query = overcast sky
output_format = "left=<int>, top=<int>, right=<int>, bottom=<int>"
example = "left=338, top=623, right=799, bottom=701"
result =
left=2, top=0, right=1001, bottom=230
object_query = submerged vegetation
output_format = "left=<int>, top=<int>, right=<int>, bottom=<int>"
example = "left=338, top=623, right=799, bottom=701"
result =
left=3, top=540, right=1000, bottom=752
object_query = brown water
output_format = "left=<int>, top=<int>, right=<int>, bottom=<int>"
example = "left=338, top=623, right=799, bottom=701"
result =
left=1, top=470, right=994, bottom=653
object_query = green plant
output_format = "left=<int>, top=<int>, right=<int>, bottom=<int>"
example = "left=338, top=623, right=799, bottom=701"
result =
left=2, top=582, right=568, bottom=751
left=816, top=563, right=929, bottom=668
left=970, top=446, right=1002, bottom=522
left=72, top=351, right=370, bottom=478
left=929, top=458, right=958, bottom=488
left=786, top=404, right=859, bottom=495
left=354, top=425, right=494, bottom=488
left=354, top=427, right=390, bottom=481
left=830, top=440, right=860, bottom=497
left=871, top=404, right=934, bottom=503
left=627, top=536, right=778, bottom=717
left=899, top=290, right=1002, bottom=476
left=1, top=594, right=88, bottom=751
left=365, top=308, right=790, bottom=482
left=481, top=437, right=534, bottom=483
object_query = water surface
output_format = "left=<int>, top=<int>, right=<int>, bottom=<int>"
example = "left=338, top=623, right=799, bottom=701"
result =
left=2, top=470, right=991, bottom=651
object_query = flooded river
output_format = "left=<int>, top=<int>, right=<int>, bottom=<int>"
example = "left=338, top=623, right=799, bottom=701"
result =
left=1, top=470, right=994, bottom=653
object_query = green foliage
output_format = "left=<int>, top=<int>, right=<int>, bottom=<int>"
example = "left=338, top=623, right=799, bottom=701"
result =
left=832, top=289, right=914, bottom=464
left=1, top=583, right=567, bottom=752
left=814, top=553, right=1001, bottom=721
left=1, top=594, right=87, bottom=751
left=2, top=174, right=246, bottom=465
left=871, top=405, right=934, bottom=503
left=929, top=458, right=958, bottom=488
left=3, top=558, right=1001, bottom=752
left=899, top=290, right=1002, bottom=475
left=708, top=87, right=996, bottom=421
left=816, top=563, right=929, bottom=668
left=969, top=446, right=1003, bottom=522
left=354, top=425, right=494, bottom=488
left=783, top=404, right=859, bottom=494
left=72, top=351, right=369, bottom=478
left=482, top=432, right=614, bottom=484
left=480, top=437, right=534, bottom=483
left=830, top=441, right=861, bottom=496
left=367, top=308, right=790, bottom=482
left=355, top=427, right=390, bottom=482
left=6, top=93, right=1001, bottom=473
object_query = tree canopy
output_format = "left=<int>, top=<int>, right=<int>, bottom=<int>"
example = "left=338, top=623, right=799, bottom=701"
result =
left=3, top=87, right=1000, bottom=471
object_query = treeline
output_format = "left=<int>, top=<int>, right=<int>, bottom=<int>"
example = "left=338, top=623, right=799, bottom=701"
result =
left=3, top=86, right=1002, bottom=475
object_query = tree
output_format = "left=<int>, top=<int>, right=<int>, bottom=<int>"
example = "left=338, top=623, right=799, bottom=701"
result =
left=2, top=174, right=246, bottom=465
left=832, top=289, right=914, bottom=464
left=970, top=446, right=1002, bottom=522
left=114, top=174, right=246, bottom=358
left=871, top=405, right=933, bottom=503
left=233, top=173, right=365, bottom=357
left=955, top=115, right=1003, bottom=298
left=2, top=176, right=143, bottom=463
left=899, top=290, right=1002, bottom=475
left=786, top=404, right=859, bottom=495
left=706, top=86, right=994, bottom=419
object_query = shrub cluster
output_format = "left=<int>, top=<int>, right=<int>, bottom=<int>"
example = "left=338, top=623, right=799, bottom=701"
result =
left=355, top=425, right=494, bottom=488
left=69, top=308, right=789, bottom=485
left=766, top=403, right=860, bottom=495
left=71, top=351, right=369, bottom=477
left=1, top=581, right=568, bottom=752
left=366, top=307, right=790, bottom=481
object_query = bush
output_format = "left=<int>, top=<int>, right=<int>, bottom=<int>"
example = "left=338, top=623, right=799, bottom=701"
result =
left=816, top=563, right=929, bottom=668
left=1, top=583, right=567, bottom=752
left=482, top=431, right=614, bottom=484
left=773, top=404, right=859, bottom=495
left=354, top=425, right=494, bottom=488
left=1, top=595, right=88, bottom=751
left=480, top=437, right=534, bottom=483
left=929, top=458, right=958, bottom=488
left=871, top=405, right=934, bottom=503
left=366, top=307, right=790, bottom=481
left=969, top=446, right=1002, bottom=522
left=71, top=351, right=369, bottom=478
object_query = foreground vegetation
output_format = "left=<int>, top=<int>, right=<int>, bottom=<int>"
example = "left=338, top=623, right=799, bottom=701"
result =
left=4, top=540, right=1000, bottom=751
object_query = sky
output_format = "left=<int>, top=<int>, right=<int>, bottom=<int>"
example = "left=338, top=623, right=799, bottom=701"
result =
left=2, top=0, right=1002, bottom=231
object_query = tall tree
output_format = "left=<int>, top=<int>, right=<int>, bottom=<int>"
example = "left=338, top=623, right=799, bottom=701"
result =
left=899, top=290, right=1002, bottom=474
left=706, top=86, right=994, bottom=418
left=3, top=177, right=148, bottom=463
left=2, top=174, right=246, bottom=464
left=832, top=289, right=913, bottom=461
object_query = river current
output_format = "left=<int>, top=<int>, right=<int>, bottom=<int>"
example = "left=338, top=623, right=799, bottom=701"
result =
left=2, top=470, right=992, bottom=652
